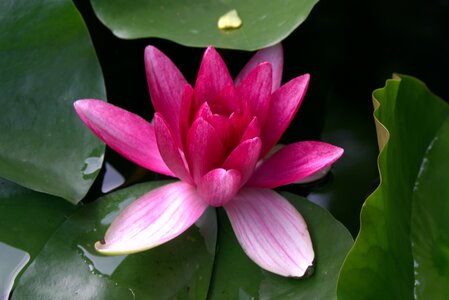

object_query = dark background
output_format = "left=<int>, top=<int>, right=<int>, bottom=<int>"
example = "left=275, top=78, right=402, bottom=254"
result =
left=74, top=0, right=449, bottom=235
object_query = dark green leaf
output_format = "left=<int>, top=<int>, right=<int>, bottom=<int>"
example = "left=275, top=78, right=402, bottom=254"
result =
left=411, top=116, right=449, bottom=298
left=0, top=0, right=106, bottom=203
left=338, top=75, right=449, bottom=299
left=0, top=178, right=75, bottom=297
left=13, top=181, right=216, bottom=300
left=90, top=0, right=319, bottom=50
left=208, top=192, right=353, bottom=299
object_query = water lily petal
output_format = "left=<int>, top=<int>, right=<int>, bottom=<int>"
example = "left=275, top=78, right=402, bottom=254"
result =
left=154, top=113, right=192, bottom=183
left=179, top=84, right=194, bottom=147
left=261, top=74, right=310, bottom=156
left=239, top=117, right=261, bottom=142
left=186, top=117, right=225, bottom=182
left=95, top=182, right=208, bottom=254
left=194, top=46, right=233, bottom=108
left=223, top=137, right=262, bottom=184
left=249, top=141, right=344, bottom=188
left=235, top=44, right=283, bottom=92
left=145, top=46, right=188, bottom=145
left=197, top=168, right=241, bottom=207
left=236, top=62, right=272, bottom=124
left=210, top=84, right=242, bottom=116
left=206, top=114, right=235, bottom=154
left=74, top=99, right=173, bottom=176
left=224, top=188, right=314, bottom=277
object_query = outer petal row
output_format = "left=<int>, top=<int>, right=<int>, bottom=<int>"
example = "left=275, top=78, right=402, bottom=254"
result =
left=95, top=182, right=207, bottom=254
left=249, top=141, right=344, bottom=188
left=145, top=46, right=188, bottom=145
left=74, top=100, right=173, bottom=176
left=225, top=188, right=314, bottom=277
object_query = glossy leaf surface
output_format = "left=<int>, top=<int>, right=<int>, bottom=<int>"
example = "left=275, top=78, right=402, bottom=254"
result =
left=208, top=192, right=353, bottom=299
left=0, top=178, right=75, bottom=298
left=0, top=0, right=106, bottom=203
left=90, top=0, right=319, bottom=50
left=13, top=182, right=216, bottom=300
left=338, top=75, right=449, bottom=299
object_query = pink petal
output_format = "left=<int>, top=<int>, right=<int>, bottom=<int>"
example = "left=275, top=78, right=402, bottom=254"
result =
left=240, top=117, right=261, bottom=142
left=224, top=188, right=314, bottom=277
left=223, top=137, right=262, bottom=184
left=179, top=84, right=194, bottom=148
left=209, top=84, right=242, bottom=116
left=186, top=117, right=225, bottom=182
left=236, top=62, right=272, bottom=124
left=206, top=114, right=235, bottom=154
left=235, top=44, right=283, bottom=92
left=261, top=74, right=310, bottom=156
left=145, top=46, right=188, bottom=145
left=154, top=113, right=192, bottom=183
left=249, top=141, right=344, bottom=188
left=194, top=47, right=233, bottom=109
left=197, top=168, right=241, bottom=207
left=95, top=182, right=208, bottom=254
left=74, top=99, right=173, bottom=176
left=195, top=101, right=213, bottom=120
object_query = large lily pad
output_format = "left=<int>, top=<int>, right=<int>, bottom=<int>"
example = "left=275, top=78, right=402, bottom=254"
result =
left=12, top=181, right=216, bottom=300
left=0, top=0, right=106, bottom=203
left=208, top=192, right=353, bottom=299
left=0, top=178, right=76, bottom=298
left=90, top=0, right=319, bottom=50
left=337, top=75, right=449, bottom=299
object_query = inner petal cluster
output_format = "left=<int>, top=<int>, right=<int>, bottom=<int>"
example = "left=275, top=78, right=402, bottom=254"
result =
left=172, top=89, right=263, bottom=206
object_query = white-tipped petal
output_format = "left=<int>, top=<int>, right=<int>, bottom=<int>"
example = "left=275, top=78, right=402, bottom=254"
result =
left=224, top=188, right=314, bottom=277
left=96, top=182, right=207, bottom=255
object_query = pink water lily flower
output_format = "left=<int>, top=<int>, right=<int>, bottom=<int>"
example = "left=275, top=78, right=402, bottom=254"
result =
left=74, top=44, right=343, bottom=278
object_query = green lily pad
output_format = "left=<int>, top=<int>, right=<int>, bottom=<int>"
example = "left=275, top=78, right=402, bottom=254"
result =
left=12, top=181, right=216, bottom=300
left=90, top=0, right=320, bottom=50
left=337, top=75, right=449, bottom=299
left=0, top=0, right=106, bottom=203
left=208, top=192, right=353, bottom=299
left=0, top=178, right=76, bottom=297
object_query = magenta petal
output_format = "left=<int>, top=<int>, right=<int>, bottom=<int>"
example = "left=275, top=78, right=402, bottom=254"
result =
left=210, top=84, right=242, bottom=116
left=206, top=114, right=235, bottom=153
left=197, top=168, right=241, bottom=207
left=74, top=99, right=173, bottom=176
left=95, top=182, right=207, bottom=254
left=239, top=117, right=261, bottom=142
left=194, top=47, right=233, bottom=108
left=235, top=44, right=283, bottom=92
left=261, top=74, right=310, bottom=156
left=179, top=84, right=194, bottom=147
left=154, top=113, right=192, bottom=183
left=249, top=141, right=344, bottom=188
left=186, top=117, right=225, bottom=182
left=236, top=63, right=272, bottom=124
left=223, top=137, right=262, bottom=184
left=145, top=46, right=188, bottom=145
left=224, top=188, right=314, bottom=277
